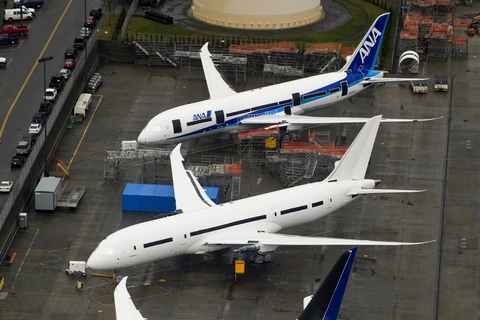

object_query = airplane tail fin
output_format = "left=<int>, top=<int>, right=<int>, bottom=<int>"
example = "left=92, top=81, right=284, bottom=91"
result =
left=326, top=115, right=381, bottom=182
left=298, top=247, right=357, bottom=320
left=340, top=13, right=390, bottom=73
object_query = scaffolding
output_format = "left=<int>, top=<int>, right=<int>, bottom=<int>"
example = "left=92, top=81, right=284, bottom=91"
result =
left=265, top=142, right=348, bottom=187
left=428, top=23, right=452, bottom=60
left=103, top=148, right=173, bottom=182
left=175, top=42, right=247, bottom=83
left=133, top=41, right=177, bottom=67
left=186, top=154, right=242, bottom=201
left=453, top=17, right=469, bottom=36
left=451, top=35, right=468, bottom=57
left=303, top=43, right=343, bottom=74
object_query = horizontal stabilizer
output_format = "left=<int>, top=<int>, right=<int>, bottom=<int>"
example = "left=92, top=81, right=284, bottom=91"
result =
left=204, top=231, right=435, bottom=248
left=238, top=115, right=442, bottom=127
left=361, top=77, right=429, bottom=84
left=347, top=189, right=426, bottom=196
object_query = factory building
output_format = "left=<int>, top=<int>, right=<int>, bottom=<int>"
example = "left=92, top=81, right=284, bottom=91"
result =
left=191, top=0, right=323, bottom=30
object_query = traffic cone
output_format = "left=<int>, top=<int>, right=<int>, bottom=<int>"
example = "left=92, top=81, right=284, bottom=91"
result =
left=11, top=286, right=15, bottom=295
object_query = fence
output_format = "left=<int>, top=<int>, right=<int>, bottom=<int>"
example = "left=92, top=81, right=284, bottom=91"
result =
left=0, top=31, right=98, bottom=234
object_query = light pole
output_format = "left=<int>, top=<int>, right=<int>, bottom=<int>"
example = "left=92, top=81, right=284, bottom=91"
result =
left=84, top=0, right=88, bottom=62
left=38, top=56, right=54, bottom=177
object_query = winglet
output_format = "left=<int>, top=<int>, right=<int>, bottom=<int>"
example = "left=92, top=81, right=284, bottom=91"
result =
left=298, top=247, right=357, bottom=320
left=114, top=276, right=147, bottom=320
left=326, top=115, right=382, bottom=182
left=200, top=43, right=237, bottom=99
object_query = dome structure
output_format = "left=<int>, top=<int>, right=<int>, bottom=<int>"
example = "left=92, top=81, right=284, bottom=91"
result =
left=191, top=0, right=323, bottom=30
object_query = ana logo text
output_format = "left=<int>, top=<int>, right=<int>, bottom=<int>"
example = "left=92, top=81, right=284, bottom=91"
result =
left=193, top=110, right=212, bottom=121
left=359, top=27, right=382, bottom=64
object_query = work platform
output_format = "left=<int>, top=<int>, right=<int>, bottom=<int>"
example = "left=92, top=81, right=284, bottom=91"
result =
left=56, top=185, right=85, bottom=210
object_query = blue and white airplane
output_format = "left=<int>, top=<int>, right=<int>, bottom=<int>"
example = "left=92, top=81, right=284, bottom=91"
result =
left=137, top=13, right=433, bottom=145
left=113, top=248, right=358, bottom=320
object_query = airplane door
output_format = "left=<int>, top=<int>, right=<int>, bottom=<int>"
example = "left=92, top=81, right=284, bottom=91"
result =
left=215, top=110, right=225, bottom=124
left=341, top=81, right=348, bottom=96
left=180, top=232, right=187, bottom=245
left=292, top=92, right=301, bottom=106
left=172, top=119, right=182, bottom=133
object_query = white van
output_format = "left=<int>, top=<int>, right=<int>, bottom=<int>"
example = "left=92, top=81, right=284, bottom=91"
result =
left=73, top=93, right=92, bottom=120
left=4, top=9, right=33, bottom=22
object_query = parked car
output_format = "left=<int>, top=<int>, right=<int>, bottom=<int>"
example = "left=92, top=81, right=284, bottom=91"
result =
left=59, top=68, right=72, bottom=80
left=32, top=112, right=46, bottom=123
left=49, top=74, right=66, bottom=91
left=64, top=58, right=76, bottom=70
left=39, top=101, right=53, bottom=115
left=84, top=15, right=96, bottom=28
left=4, top=8, right=33, bottom=21
left=80, top=27, right=91, bottom=38
left=0, top=34, right=19, bottom=45
left=0, top=24, right=29, bottom=36
left=64, top=47, right=78, bottom=59
left=0, top=57, right=5, bottom=67
left=11, top=155, right=25, bottom=168
left=44, top=88, right=58, bottom=101
left=13, top=0, right=44, bottom=8
left=28, top=123, right=42, bottom=134
left=73, top=37, right=85, bottom=50
left=16, top=140, right=31, bottom=155
left=22, top=133, right=37, bottom=145
left=19, top=5, right=36, bottom=15
left=89, top=7, right=102, bottom=19
left=0, top=181, right=13, bottom=193
left=143, top=10, right=173, bottom=24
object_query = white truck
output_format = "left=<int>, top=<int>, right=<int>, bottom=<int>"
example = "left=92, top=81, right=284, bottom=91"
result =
left=411, top=80, right=428, bottom=94
left=73, top=93, right=92, bottom=121
left=4, top=8, right=33, bottom=22
left=433, top=76, right=448, bottom=92
left=66, top=261, right=86, bottom=276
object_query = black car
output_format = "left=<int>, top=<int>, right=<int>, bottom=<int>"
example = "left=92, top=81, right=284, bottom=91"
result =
left=143, top=10, right=173, bottom=24
left=73, top=37, right=85, bottom=50
left=0, top=34, right=19, bottom=46
left=32, top=112, right=46, bottom=123
left=22, top=133, right=37, bottom=145
left=89, top=7, right=102, bottom=19
left=64, top=47, right=78, bottom=59
left=49, top=74, right=66, bottom=91
left=11, top=155, right=25, bottom=168
left=39, top=101, right=53, bottom=115
left=13, top=0, right=44, bottom=8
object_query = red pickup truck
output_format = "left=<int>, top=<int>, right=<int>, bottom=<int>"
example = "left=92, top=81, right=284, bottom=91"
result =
left=0, top=24, right=28, bottom=36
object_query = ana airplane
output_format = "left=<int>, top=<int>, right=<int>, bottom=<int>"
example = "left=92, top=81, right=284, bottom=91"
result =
left=87, top=115, right=434, bottom=271
left=114, top=248, right=357, bottom=320
left=137, top=12, right=432, bottom=145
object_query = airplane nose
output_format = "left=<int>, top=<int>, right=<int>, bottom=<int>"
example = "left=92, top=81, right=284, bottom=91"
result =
left=87, top=243, right=118, bottom=270
left=137, top=131, right=148, bottom=145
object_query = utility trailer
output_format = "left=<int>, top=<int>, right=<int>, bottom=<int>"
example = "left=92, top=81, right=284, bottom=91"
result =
left=434, top=76, right=449, bottom=92
left=66, top=261, right=87, bottom=276
left=411, top=80, right=428, bottom=94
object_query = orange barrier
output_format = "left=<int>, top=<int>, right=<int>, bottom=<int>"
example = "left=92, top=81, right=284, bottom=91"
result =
left=430, top=23, right=452, bottom=38
left=340, top=47, right=355, bottom=60
left=454, top=18, right=470, bottom=29
left=237, top=127, right=279, bottom=139
left=225, top=164, right=242, bottom=174
left=280, top=141, right=347, bottom=157
left=5, top=252, right=16, bottom=266
left=304, top=43, right=342, bottom=54
left=452, top=35, right=468, bottom=45
left=229, top=42, right=298, bottom=54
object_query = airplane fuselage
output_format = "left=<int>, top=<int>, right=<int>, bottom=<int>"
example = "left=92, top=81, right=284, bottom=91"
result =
left=88, top=179, right=375, bottom=269
left=137, top=70, right=383, bottom=144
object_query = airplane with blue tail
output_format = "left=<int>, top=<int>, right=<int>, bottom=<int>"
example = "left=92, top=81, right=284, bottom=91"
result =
left=137, top=13, right=436, bottom=144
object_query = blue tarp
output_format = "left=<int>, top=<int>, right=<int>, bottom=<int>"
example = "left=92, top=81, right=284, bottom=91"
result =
left=122, top=184, right=220, bottom=213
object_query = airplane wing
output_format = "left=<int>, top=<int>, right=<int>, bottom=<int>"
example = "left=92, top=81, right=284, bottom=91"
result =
left=362, top=77, right=429, bottom=84
left=114, top=277, right=146, bottom=320
left=238, top=114, right=443, bottom=127
left=200, top=42, right=237, bottom=99
left=170, top=144, right=216, bottom=213
left=204, top=231, right=435, bottom=248
left=347, top=189, right=426, bottom=196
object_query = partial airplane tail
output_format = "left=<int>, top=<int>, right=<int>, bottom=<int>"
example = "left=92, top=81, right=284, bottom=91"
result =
left=340, top=13, right=389, bottom=73
left=326, top=115, right=382, bottom=182
left=298, top=247, right=357, bottom=320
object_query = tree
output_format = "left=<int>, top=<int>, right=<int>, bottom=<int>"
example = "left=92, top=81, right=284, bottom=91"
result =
left=102, top=0, right=118, bottom=26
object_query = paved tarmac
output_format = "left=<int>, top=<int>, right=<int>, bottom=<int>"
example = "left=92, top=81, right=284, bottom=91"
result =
left=0, top=0, right=102, bottom=218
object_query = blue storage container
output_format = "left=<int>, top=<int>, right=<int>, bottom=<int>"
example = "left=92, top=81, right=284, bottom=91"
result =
left=122, top=184, right=140, bottom=211
left=122, top=184, right=220, bottom=212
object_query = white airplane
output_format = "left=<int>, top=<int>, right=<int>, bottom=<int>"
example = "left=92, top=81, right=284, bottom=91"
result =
left=137, top=13, right=433, bottom=145
left=87, top=115, right=434, bottom=270
left=114, top=248, right=357, bottom=320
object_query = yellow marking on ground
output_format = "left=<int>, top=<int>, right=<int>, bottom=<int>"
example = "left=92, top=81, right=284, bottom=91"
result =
left=67, top=95, right=103, bottom=171
left=61, top=181, right=68, bottom=193
left=39, top=242, right=99, bottom=269
left=0, top=0, right=75, bottom=138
